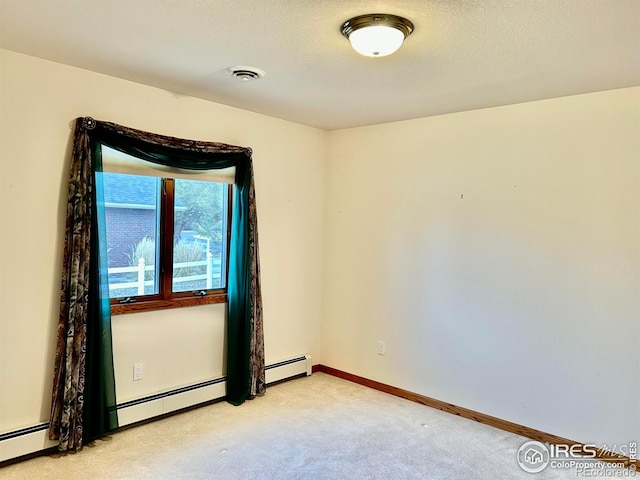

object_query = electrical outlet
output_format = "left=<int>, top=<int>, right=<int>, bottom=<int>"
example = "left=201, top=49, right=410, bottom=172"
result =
left=378, top=341, right=386, bottom=356
left=133, top=363, right=144, bottom=381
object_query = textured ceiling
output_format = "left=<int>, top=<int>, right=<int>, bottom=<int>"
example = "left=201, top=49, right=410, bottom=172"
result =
left=1, top=0, right=639, bottom=130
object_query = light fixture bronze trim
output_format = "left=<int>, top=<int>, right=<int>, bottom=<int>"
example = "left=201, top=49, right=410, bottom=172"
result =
left=340, top=14, right=414, bottom=40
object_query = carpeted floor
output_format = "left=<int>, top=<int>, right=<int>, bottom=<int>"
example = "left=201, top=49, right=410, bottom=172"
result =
left=1, top=373, right=601, bottom=479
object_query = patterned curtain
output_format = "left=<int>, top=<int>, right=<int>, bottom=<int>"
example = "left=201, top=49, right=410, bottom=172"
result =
left=50, top=117, right=265, bottom=451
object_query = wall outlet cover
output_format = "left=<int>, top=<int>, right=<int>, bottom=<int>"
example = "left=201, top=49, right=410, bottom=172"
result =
left=133, top=363, right=144, bottom=381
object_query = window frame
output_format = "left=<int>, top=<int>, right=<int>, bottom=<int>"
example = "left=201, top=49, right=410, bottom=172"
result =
left=109, top=176, right=233, bottom=315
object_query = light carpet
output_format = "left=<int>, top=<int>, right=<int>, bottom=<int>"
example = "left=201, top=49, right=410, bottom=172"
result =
left=1, top=373, right=602, bottom=479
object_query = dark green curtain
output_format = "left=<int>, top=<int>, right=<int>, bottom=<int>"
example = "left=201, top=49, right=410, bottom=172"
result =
left=50, top=117, right=265, bottom=451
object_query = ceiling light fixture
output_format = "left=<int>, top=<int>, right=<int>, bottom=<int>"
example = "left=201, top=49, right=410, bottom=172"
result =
left=341, top=14, right=414, bottom=57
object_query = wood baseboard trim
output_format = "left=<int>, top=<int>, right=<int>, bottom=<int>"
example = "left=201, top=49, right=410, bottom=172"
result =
left=312, top=364, right=634, bottom=468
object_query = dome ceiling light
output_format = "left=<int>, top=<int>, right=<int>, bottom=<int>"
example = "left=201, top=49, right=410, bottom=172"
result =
left=340, top=14, right=414, bottom=57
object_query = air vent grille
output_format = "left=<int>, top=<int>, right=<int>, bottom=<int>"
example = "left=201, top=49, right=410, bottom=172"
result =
left=228, top=66, right=266, bottom=82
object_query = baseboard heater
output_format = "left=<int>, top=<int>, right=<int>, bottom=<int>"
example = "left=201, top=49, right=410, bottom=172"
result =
left=265, top=355, right=312, bottom=384
left=117, top=354, right=311, bottom=426
left=0, top=354, right=311, bottom=463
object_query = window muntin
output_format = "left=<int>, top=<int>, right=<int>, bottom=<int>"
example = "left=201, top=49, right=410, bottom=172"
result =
left=101, top=172, right=230, bottom=313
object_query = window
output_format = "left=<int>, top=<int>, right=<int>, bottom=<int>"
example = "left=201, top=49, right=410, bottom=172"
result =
left=102, top=172, right=231, bottom=314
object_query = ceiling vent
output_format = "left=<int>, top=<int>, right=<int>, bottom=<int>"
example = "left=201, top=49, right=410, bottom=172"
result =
left=228, top=66, right=266, bottom=82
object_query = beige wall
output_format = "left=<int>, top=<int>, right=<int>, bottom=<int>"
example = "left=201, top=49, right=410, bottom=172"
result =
left=0, top=49, right=326, bottom=433
left=322, top=87, right=639, bottom=445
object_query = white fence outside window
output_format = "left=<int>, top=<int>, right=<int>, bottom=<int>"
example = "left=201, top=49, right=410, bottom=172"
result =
left=108, top=253, right=222, bottom=295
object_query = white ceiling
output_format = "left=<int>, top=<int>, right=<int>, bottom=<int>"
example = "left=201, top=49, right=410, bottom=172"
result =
left=1, top=0, right=639, bottom=130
